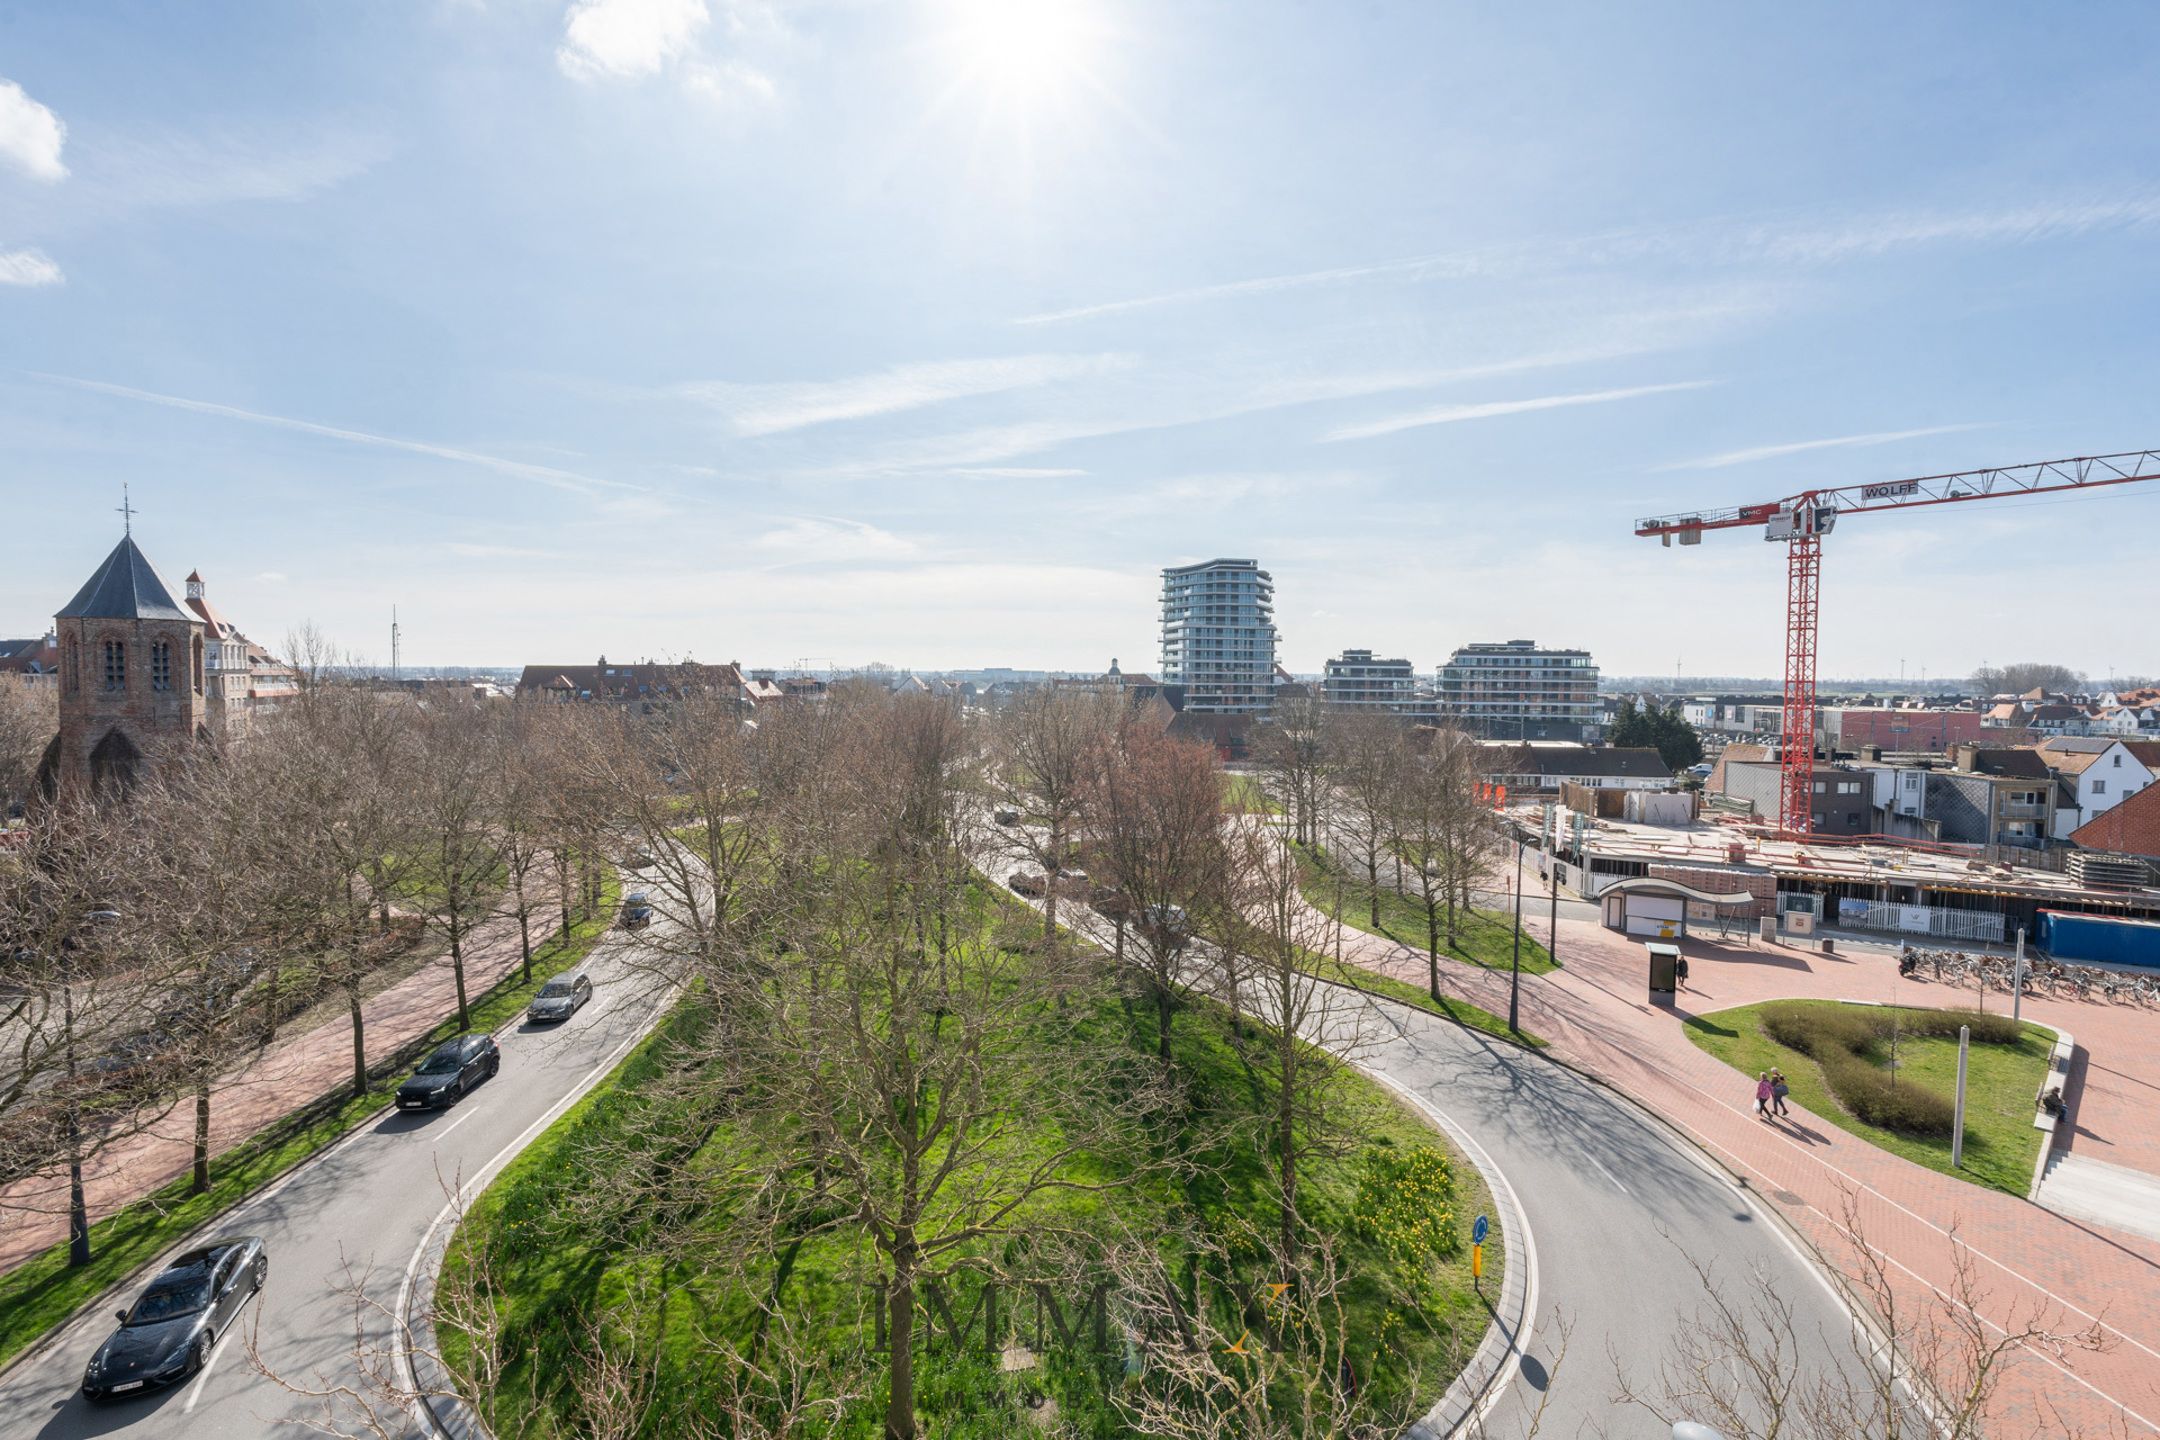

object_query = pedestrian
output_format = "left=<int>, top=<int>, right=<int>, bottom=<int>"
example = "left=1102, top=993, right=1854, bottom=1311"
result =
left=1771, top=1069, right=1791, bottom=1117
left=1674, top=953, right=1690, bottom=991
left=1754, top=1072, right=1772, bottom=1120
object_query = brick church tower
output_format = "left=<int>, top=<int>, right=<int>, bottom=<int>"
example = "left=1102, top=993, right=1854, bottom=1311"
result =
left=41, top=533, right=207, bottom=796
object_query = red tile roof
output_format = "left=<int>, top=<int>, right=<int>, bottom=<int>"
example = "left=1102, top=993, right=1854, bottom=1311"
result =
left=2070, top=783, right=2160, bottom=859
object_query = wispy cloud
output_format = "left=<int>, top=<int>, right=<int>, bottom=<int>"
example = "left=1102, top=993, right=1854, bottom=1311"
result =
left=558, top=0, right=710, bottom=81
left=752, top=516, right=917, bottom=563
left=0, top=249, right=62, bottom=287
left=444, top=541, right=560, bottom=559
left=682, top=354, right=1129, bottom=437
left=254, top=571, right=288, bottom=584
left=1021, top=196, right=2160, bottom=325
left=0, top=79, right=66, bottom=182
left=1655, top=423, right=1993, bottom=472
left=1324, top=381, right=1712, bottom=443
left=29, top=374, right=636, bottom=496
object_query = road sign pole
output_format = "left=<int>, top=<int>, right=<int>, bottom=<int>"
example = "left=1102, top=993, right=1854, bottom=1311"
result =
left=1952, top=1024, right=1970, bottom=1169
left=1471, top=1213, right=1488, bottom=1286
left=1510, top=838, right=1523, bottom=1033
left=2012, top=926, right=2027, bottom=1024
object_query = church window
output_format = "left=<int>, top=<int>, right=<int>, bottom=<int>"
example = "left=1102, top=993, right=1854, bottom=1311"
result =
left=103, top=639, right=126, bottom=691
left=152, top=641, right=173, bottom=691
left=193, top=635, right=204, bottom=695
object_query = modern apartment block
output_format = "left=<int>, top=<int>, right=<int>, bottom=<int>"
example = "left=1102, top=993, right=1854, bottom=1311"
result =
left=1323, top=649, right=1414, bottom=710
left=1159, top=558, right=1277, bottom=713
left=1437, top=639, right=1601, bottom=741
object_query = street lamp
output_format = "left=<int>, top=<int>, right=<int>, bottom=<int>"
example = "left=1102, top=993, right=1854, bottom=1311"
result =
left=1509, top=833, right=1524, bottom=1033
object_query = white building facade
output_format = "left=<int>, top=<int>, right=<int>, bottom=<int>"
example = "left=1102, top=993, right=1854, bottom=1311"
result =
left=1159, top=558, right=1277, bottom=714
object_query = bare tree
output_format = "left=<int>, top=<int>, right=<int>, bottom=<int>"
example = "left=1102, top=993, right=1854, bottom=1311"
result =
left=0, top=672, right=56, bottom=816
left=1394, top=727, right=1494, bottom=988
left=1255, top=693, right=1331, bottom=848
left=988, top=685, right=1121, bottom=938
left=411, top=697, right=507, bottom=1033
left=1325, top=710, right=1408, bottom=927
left=1081, top=716, right=1228, bottom=1061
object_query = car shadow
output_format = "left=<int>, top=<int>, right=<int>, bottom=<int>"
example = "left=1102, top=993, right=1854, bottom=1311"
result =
left=372, top=1106, right=449, bottom=1133
left=37, top=1377, right=184, bottom=1438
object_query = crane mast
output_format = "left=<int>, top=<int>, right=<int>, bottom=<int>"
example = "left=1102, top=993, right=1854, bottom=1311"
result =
left=1636, top=450, right=2160, bottom=835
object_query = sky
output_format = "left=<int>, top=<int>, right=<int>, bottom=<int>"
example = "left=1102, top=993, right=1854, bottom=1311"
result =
left=4, top=1, right=2159, bottom=681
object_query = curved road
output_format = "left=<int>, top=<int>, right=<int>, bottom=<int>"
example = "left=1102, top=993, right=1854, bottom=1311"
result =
left=0, top=918, right=678, bottom=1440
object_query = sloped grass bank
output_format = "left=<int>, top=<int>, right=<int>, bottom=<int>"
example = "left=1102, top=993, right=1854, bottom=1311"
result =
left=1683, top=999, right=2050, bottom=1195
left=1296, top=844, right=1557, bottom=976
left=441, top=963, right=1499, bottom=1437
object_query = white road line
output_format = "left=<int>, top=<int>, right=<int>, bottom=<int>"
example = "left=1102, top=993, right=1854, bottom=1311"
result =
left=182, top=1325, right=231, bottom=1413
left=429, top=1104, right=482, bottom=1144
left=1583, top=1153, right=1631, bottom=1196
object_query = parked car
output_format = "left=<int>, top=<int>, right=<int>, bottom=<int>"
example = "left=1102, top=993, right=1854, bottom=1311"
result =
left=627, top=851, right=657, bottom=869
left=1050, top=870, right=1091, bottom=899
left=395, top=1034, right=500, bottom=1110
left=527, top=973, right=593, bottom=1024
left=82, top=1236, right=267, bottom=1400
left=621, top=892, right=653, bottom=929
left=993, top=808, right=1021, bottom=826
left=1139, top=904, right=1191, bottom=949
left=1007, top=871, right=1047, bottom=898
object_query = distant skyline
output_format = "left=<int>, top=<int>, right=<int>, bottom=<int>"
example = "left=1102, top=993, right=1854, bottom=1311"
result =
left=6, top=3, right=2159, bottom=675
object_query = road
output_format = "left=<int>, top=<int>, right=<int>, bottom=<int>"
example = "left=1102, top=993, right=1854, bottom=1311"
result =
left=0, top=917, right=679, bottom=1440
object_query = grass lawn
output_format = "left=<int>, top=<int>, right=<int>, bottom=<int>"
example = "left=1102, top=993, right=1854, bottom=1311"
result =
left=1297, top=844, right=1557, bottom=976
left=0, top=872, right=621, bottom=1371
left=1682, top=999, right=2052, bottom=1195
left=1220, top=772, right=1282, bottom=815
left=442, top=894, right=1500, bottom=1439
left=1301, top=948, right=1546, bottom=1049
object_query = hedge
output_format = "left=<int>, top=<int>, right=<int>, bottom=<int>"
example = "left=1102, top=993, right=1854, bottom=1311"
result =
left=1758, top=1001, right=2015, bottom=1140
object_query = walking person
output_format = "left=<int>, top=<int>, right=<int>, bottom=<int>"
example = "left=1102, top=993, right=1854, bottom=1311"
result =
left=1771, top=1069, right=1791, bottom=1117
left=1674, top=953, right=1690, bottom=992
left=1754, top=1072, right=1772, bottom=1120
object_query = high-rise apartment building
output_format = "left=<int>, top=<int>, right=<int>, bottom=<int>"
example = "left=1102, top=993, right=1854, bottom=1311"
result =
left=1323, top=649, right=1414, bottom=710
left=1437, top=639, right=1600, bottom=740
left=1160, top=558, right=1277, bottom=713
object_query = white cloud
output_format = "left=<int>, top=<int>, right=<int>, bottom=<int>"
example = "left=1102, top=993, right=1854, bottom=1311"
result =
left=752, top=516, right=917, bottom=563
left=255, top=571, right=289, bottom=583
left=34, top=373, right=640, bottom=496
left=0, top=249, right=63, bottom=286
left=1656, top=424, right=1992, bottom=472
left=683, top=354, right=1129, bottom=437
left=558, top=0, right=710, bottom=81
left=444, top=541, right=560, bottom=559
left=0, top=79, right=66, bottom=182
left=1324, top=381, right=1712, bottom=443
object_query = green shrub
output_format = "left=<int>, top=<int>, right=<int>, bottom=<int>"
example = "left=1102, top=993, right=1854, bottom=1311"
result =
left=1893, top=1007, right=2021, bottom=1046
left=1820, top=1052, right=1955, bottom=1137
left=1758, top=1001, right=2014, bottom=1140
left=1353, top=1147, right=1460, bottom=1266
left=1761, top=1001, right=1880, bottom=1058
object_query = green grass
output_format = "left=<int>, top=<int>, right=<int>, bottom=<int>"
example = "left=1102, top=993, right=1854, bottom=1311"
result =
left=1300, top=948, right=1545, bottom=1049
left=0, top=871, right=622, bottom=1372
left=1297, top=844, right=1557, bottom=976
left=441, top=901, right=1500, bottom=1439
left=1682, top=999, right=2053, bottom=1195
left=1220, top=772, right=1282, bottom=815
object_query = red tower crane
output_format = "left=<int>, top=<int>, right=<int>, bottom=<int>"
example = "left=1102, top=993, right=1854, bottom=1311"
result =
left=1635, top=449, right=2160, bottom=836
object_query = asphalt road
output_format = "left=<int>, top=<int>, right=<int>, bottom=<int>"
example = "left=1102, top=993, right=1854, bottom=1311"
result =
left=0, top=919, right=679, bottom=1440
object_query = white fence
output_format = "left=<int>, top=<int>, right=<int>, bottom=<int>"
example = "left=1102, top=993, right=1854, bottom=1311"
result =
left=1833, top=898, right=2005, bottom=943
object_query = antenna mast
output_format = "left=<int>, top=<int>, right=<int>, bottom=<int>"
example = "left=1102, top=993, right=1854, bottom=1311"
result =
left=391, top=606, right=402, bottom=682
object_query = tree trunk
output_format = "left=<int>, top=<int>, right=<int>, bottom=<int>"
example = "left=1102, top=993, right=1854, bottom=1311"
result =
left=558, top=854, right=573, bottom=933
left=885, top=1260, right=917, bottom=1440
left=1365, top=851, right=1380, bottom=927
left=1278, top=1041, right=1299, bottom=1262
left=516, top=872, right=533, bottom=984
left=450, top=921, right=471, bottom=1032
left=1156, top=981, right=1174, bottom=1062
left=349, top=988, right=368, bottom=1099
left=192, top=1083, right=211, bottom=1194
left=1428, top=908, right=1441, bottom=1001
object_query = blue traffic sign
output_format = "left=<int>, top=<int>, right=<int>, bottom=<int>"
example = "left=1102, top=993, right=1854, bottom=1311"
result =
left=1471, top=1213, right=1489, bottom=1246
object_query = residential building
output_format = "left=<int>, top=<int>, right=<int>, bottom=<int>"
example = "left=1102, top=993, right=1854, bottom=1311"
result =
left=1322, top=649, right=1414, bottom=710
left=1719, top=759, right=1872, bottom=834
left=515, top=657, right=748, bottom=710
left=1477, top=742, right=1671, bottom=793
left=1158, top=558, right=1276, bottom=714
left=184, top=571, right=296, bottom=739
left=1823, top=706, right=1983, bottom=755
left=1849, top=746, right=2069, bottom=850
left=0, top=634, right=59, bottom=684
left=2070, top=782, right=2160, bottom=870
left=2038, top=737, right=2155, bottom=835
left=1438, top=639, right=1600, bottom=741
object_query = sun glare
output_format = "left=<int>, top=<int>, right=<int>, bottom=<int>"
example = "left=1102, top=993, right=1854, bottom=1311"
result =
left=937, top=0, right=1105, bottom=102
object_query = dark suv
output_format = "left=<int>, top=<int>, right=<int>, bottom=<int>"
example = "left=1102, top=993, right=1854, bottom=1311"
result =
left=395, top=1034, right=500, bottom=1111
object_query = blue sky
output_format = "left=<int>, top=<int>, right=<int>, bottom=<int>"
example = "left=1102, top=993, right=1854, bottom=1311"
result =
left=4, top=1, right=2158, bottom=680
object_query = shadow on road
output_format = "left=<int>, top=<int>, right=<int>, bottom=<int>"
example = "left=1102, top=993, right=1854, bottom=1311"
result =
left=36, top=1379, right=183, bottom=1439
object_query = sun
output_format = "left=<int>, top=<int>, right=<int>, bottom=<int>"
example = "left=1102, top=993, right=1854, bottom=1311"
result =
left=933, top=0, right=1109, bottom=105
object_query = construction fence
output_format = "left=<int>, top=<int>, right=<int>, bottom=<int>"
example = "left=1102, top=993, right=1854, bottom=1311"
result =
left=1830, top=897, right=2007, bottom=943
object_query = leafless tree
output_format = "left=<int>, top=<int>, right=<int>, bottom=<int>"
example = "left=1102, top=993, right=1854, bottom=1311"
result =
left=1081, top=715, right=1229, bottom=1061
left=0, top=672, right=56, bottom=816
left=410, top=697, right=507, bottom=1033
left=1326, top=710, right=1408, bottom=926
left=988, top=685, right=1122, bottom=938
left=1394, top=726, right=1495, bottom=988
left=1256, top=693, right=1331, bottom=848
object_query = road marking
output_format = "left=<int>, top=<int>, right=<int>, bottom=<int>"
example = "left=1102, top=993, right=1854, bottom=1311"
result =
left=182, top=1325, right=231, bottom=1413
left=1583, top=1153, right=1631, bottom=1196
left=429, top=1105, right=480, bottom=1143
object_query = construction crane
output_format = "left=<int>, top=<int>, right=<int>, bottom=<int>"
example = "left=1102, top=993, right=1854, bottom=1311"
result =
left=1635, top=449, right=2160, bottom=836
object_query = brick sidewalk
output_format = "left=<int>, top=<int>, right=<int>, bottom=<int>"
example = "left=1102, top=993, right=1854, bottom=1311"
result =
left=0, top=890, right=562, bottom=1273
left=1320, top=862, right=2160, bottom=1435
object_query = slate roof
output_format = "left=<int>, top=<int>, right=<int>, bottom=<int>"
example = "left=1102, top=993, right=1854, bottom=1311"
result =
left=56, top=537, right=191, bottom=622
left=1484, top=743, right=1672, bottom=780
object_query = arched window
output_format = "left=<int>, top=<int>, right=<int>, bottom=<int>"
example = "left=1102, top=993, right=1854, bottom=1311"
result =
left=103, top=639, right=126, bottom=691
left=152, top=640, right=173, bottom=692
left=192, top=635, right=204, bottom=696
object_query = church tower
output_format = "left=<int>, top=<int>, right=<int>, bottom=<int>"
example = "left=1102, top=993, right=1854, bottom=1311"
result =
left=44, top=532, right=207, bottom=795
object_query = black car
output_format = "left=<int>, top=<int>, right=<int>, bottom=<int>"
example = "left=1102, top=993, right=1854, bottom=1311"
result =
left=526, top=973, right=593, bottom=1024
left=82, top=1236, right=266, bottom=1400
left=621, top=892, right=653, bottom=929
left=395, top=1034, right=500, bottom=1110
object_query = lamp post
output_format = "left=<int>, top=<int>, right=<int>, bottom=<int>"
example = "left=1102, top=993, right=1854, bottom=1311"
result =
left=1510, top=835, right=1524, bottom=1033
